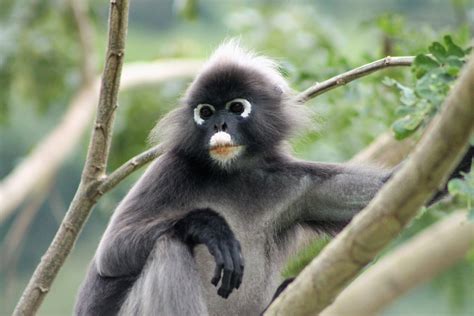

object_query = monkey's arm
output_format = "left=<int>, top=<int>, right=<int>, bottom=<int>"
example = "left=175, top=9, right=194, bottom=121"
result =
left=293, top=146, right=473, bottom=225
left=174, top=208, right=244, bottom=298
left=96, top=206, right=243, bottom=291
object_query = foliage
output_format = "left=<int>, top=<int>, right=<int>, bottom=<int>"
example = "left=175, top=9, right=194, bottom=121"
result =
left=385, top=36, right=471, bottom=140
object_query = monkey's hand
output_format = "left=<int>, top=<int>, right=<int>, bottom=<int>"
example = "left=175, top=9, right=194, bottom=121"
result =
left=174, top=208, right=244, bottom=299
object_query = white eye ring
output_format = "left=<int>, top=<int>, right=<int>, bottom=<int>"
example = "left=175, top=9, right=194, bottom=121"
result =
left=226, top=98, right=252, bottom=118
left=193, top=104, right=215, bottom=125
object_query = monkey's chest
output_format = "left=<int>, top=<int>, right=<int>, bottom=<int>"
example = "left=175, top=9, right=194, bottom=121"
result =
left=191, top=177, right=306, bottom=315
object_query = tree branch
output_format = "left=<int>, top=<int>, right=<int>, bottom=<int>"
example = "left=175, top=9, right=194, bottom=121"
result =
left=97, top=144, right=165, bottom=195
left=12, top=1, right=130, bottom=314
left=265, top=55, right=474, bottom=315
left=321, top=211, right=474, bottom=316
left=296, top=56, right=414, bottom=102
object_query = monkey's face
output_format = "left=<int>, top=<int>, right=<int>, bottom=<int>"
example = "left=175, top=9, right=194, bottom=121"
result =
left=185, top=63, right=291, bottom=168
left=192, top=98, right=250, bottom=166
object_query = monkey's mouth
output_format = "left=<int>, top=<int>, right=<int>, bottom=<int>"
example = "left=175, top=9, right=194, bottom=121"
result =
left=208, top=132, right=243, bottom=163
left=210, top=144, right=242, bottom=155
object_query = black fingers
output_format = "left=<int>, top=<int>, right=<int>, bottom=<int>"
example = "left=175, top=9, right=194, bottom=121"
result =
left=208, top=242, right=224, bottom=286
left=230, top=240, right=244, bottom=289
left=217, top=247, right=234, bottom=298
left=212, top=239, right=244, bottom=299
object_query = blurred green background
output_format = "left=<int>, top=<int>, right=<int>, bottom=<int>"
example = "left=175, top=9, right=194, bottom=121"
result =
left=1, top=0, right=473, bottom=315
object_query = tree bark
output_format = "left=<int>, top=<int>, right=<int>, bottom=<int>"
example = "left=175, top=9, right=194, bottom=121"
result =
left=321, top=211, right=474, bottom=316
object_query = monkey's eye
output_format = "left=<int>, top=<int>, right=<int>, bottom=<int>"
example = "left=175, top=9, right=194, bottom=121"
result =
left=200, top=106, right=214, bottom=118
left=193, top=104, right=215, bottom=125
left=229, top=101, right=244, bottom=114
left=226, top=98, right=252, bottom=118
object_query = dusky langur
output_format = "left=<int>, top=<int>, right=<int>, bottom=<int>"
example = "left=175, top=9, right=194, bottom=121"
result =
left=75, top=40, right=473, bottom=316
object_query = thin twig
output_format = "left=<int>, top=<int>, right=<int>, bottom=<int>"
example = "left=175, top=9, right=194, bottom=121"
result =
left=296, top=56, right=414, bottom=102
left=98, top=144, right=165, bottom=195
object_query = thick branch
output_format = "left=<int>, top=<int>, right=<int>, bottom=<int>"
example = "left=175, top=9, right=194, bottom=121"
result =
left=12, top=1, right=130, bottom=315
left=265, top=55, right=474, bottom=315
left=322, top=211, right=474, bottom=316
left=296, top=56, right=414, bottom=102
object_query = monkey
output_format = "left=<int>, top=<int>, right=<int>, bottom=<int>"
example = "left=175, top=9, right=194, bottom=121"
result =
left=74, top=40, right=473, bottom=316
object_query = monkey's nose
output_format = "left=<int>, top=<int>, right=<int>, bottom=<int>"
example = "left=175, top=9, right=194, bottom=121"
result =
left=214, top=122, right=228, bottom=132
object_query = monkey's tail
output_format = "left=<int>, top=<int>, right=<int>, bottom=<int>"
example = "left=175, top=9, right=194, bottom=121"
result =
left=119, top=235, right=209, bottom=316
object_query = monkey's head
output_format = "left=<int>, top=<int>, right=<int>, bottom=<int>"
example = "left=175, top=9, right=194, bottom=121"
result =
left=153, top=40, right=308, bottom=169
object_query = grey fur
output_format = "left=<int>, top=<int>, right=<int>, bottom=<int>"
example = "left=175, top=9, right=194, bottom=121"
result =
left=73, top=41, right=415, bottom=316
left=119, top=236, right=209, bottom=316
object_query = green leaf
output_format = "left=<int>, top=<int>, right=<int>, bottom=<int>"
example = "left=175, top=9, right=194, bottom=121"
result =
left=383, top=78, right=417, bottom=105
left=392, top=114, right=423, bottom=139
left=444, top=35, right=465, bottom=57
left=429, top=42, right=448, bottom=64
left=414, top=69, right=452, bottom=107
left=395, top=105, right=415, bottom=116
left=412, top=54, right=439, bottom=78
left=445, top=56, right=464, bottom=76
